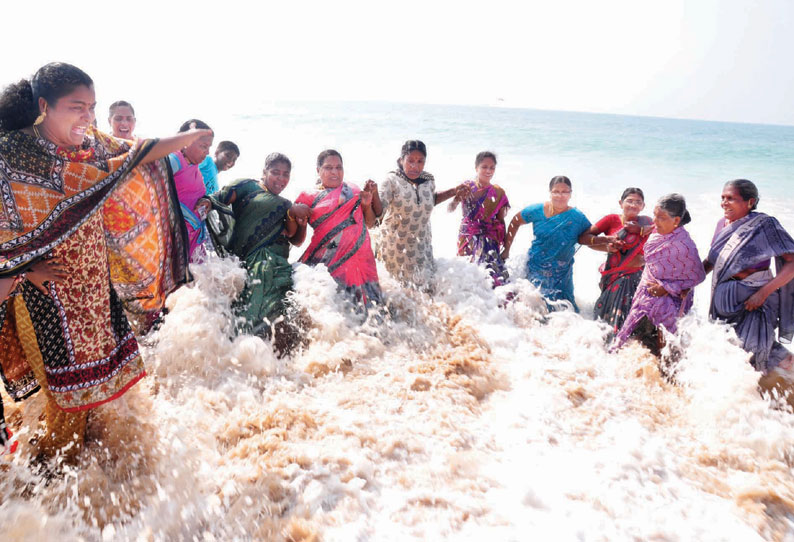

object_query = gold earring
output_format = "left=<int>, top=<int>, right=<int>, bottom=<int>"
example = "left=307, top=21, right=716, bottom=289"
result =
left=33, top=110, right=46, bottom=126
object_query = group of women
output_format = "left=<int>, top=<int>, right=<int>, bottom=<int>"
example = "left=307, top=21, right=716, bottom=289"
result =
left=209, top=141, right=794, bottom=381
left=0, top=62, right=793, bottom=463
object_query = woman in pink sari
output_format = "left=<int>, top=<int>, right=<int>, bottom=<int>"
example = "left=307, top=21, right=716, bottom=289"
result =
left=168, top=119, right=214, bottom=262
left=296, top=150, right=383, bottom=311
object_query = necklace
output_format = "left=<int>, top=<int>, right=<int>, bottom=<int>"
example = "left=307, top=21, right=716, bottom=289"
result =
left=547, top=202, right=567, bottom=217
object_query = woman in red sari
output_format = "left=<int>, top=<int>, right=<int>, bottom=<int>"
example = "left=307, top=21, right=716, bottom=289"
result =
left=580, top=187, right=653, bottom=333
left=295, top=150, right=383, bottom=311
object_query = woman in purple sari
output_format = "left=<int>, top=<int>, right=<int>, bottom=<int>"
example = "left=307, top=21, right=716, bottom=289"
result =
left=704, top=180, right=794, bottom=373
left=613, top=194, right=706, bottom=354
left=451, top=151, right=510, bottom=286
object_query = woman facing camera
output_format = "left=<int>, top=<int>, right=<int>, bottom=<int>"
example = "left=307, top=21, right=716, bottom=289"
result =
left=451, top=151, right=511, bottom=287
left=0, top=62, right=205, bottom=459
left=704, top=179, right=794, bottom=373
left=613, top=194, right=706, bottom=354
left=296, top=150, right=383, bottom=312
left=581, top=187, right=653, bottom=332
left=502, top=176, right=591, bottom=311
left=108, top=100, right=136, bottom=140
left=213, top=153, right=309, bottom=347
left=376, top=140, right=468, bottom=291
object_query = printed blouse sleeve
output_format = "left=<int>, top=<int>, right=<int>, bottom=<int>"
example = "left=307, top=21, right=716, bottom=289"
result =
left=379, top=176, right=394, bottom=212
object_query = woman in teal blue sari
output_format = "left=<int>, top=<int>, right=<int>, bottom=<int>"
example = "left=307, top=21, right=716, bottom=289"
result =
left=213, top=153, right=309, bottom=345
left=502, top=176, right=592, bottom=311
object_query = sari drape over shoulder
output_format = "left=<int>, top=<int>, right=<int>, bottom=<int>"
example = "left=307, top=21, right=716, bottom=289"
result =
left=215, top=179, right=293, bottom=333
left=706, top=212, right=794, bottom=371
left=457, top=180, right=510, bottom=287
left=0, top=128, right=189, bottom=414
left=614, top=226, right=705, bottom=348
left=519, top=203, right=591, bottom=311
left=592, top=214, right=652, bottom=332
left=296, top=182, right=383, bottom=309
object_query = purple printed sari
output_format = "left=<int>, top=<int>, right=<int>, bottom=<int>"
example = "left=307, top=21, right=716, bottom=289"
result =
left=457, top=180, right=510, bottom=286
left=614, top=226, right=705, bottom=349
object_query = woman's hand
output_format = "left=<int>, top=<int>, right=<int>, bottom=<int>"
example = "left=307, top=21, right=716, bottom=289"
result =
left=194, top=198, right=211, bottom=220
left=27, top=257, right=69, bottom=295
left=647, top=282, right=668, bottom=297
left=360, top=190, right=373, bottom=207
left=363, top=179, right=379, bottom=196
left=455, top=183, right=472, bottom=201
left=290, top=203, right=310, bottom=226
left=623, top=221, right=642, bottom=234
left=744, top=290, right=768, bottom=311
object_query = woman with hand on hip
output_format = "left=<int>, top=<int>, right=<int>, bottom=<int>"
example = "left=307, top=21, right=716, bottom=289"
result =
left=0, top=62, right=204, bottom=460
left=704, top=179, right=794, bottom=373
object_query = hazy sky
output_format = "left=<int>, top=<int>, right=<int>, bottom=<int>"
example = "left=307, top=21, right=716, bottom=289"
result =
left=4, top=0, right=793, bottom=126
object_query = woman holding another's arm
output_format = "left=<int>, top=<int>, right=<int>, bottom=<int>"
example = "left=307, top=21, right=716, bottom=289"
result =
left=501, top=176, right=591, bottom=311
left=376, top=140, right=469, bottom=291
left=612, top=194, right=706, bottom=355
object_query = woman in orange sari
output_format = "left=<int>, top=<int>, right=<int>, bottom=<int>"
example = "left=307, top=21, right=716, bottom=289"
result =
left=0, top=63, right=207, bottom=459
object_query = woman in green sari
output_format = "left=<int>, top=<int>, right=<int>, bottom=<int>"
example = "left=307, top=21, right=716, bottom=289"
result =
left=214, top=153, right=309, bottom=346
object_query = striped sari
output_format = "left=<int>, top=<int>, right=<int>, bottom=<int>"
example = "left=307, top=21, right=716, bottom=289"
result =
left=296, top=183, right=382, bottom=310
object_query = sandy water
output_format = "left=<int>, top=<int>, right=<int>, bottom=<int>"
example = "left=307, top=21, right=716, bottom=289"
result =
left=2, top=250, right=794, bottom=541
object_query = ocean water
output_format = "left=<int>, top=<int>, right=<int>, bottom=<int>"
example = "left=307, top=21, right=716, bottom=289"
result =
left=2, top=102, right=794, bottom=541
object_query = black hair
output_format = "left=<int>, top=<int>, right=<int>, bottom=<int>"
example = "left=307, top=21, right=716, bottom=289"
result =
left=317, top=149, right=343, bottom=168
left=548, top=176, right=572, bottom=190
left=0, top=62, right=93, bottom=131
left=264, top=152, right=291, bottom=172
left=620, top=187, right=645, bottom=202
left=397, top=139, right=427, bottom=170
left=657, top=193, right=691, bottom=226
left=109, top=100, right=135, bottom=117
left=216, top=140, right=240, bottom=156
left=475, top=151, right=497, bottom=167
left=178, top=119, right=212, bottom=133
left=725, top=179, right=759, bottom=210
